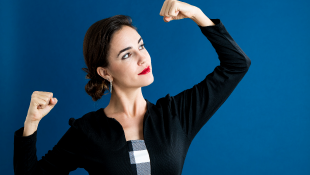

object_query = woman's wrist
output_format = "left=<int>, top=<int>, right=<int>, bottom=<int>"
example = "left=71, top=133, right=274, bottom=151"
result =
left=23, top=119, right=39, bottom=137
left=190, top=8, right=215, bottom=27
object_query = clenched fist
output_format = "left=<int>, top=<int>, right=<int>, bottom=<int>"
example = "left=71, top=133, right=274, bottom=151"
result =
left=159, top=0, right=200, bottom=22
left=26, top=91, right=57, bottom=123
left=23, top=91, right=58, bottom=136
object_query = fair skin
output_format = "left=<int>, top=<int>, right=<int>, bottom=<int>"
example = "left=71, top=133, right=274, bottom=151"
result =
left=97, top=25, right=153, bottom=120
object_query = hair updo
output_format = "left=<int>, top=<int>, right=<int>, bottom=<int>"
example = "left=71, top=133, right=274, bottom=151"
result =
left=82, top=15, right=138, bottom=102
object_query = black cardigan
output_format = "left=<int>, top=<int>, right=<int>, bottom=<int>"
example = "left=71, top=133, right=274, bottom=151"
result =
left=13, top=18, right=251, bottom=175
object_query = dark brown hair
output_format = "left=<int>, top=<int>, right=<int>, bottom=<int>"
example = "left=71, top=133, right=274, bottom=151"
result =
left=82, top=15, right=138, bottom=101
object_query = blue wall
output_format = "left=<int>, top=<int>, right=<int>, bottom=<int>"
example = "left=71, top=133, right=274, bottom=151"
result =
left=1, top=0, right=309, bottom=174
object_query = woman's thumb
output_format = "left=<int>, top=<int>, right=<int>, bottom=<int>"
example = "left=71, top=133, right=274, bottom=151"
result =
left=52, top=97, right=58, bottom=104
left=164, top=16, right=172, bottom=22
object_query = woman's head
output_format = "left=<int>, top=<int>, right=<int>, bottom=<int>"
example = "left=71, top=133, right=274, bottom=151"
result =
left=82, top=15, right=153, bottom=101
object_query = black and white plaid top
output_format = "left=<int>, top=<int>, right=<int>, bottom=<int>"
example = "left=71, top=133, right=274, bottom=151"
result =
left=127, top=139, right=151, bottom=175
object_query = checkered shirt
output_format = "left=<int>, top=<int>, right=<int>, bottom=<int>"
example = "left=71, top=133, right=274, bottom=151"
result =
left=127, top=140, right=151, bottom=175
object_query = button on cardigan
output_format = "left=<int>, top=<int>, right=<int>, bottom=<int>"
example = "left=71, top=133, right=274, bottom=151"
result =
left=13, top=18, right=251, bottom=175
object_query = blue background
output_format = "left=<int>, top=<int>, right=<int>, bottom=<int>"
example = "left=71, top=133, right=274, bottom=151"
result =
left=1, top=0, right=309, bottom=174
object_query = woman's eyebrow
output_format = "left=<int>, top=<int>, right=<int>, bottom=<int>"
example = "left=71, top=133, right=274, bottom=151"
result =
left=117, top=37, right=143, bottom=58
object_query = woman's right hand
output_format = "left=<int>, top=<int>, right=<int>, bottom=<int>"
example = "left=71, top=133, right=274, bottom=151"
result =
left=23, top=91, right=58, bottom=136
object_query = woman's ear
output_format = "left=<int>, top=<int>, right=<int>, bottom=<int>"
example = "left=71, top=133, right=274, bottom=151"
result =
left=97, top=67, right=111, bottom=81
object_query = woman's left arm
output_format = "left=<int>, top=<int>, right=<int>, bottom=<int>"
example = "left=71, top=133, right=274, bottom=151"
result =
left=159, top=0, right=251, bottom=142
left=170, top=18, right=251, bottom=142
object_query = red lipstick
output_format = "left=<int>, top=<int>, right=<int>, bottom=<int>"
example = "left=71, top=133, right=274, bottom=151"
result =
left=138, top=66, right=150, bottom=75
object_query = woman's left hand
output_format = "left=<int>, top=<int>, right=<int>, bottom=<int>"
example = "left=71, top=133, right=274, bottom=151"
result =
left=159, top=0, right=200, bottom=22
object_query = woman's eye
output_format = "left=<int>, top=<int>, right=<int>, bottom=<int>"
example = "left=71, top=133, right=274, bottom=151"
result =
left=122, top=44, right=145, bottom=59
left=123, top=53, right=131, bottom=59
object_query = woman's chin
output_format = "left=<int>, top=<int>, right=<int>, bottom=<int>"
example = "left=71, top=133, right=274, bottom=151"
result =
left=141, top=74, right=154, bottom=87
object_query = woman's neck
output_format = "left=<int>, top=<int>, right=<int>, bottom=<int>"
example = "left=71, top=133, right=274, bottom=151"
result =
left=104, top=87, right=147, bottom=119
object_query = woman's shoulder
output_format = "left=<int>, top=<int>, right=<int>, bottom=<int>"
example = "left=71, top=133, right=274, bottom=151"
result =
left=68, top=108, right=104, bottom=131
left=149, top=93, right=177, bottom=117
left=154, top=93, right=172, bottom=107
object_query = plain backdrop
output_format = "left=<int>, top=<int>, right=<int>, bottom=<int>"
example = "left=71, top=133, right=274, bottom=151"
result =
left=1, top=0, right=309, bottom=174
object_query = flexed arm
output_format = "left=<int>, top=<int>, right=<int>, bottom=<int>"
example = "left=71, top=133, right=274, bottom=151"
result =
left=14, top=91, right=82, bottom=174
left=158, top=0, right=251, bottom=142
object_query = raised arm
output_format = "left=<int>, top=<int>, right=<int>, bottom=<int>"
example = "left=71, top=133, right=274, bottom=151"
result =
left=159, top=1, right=251, bottom=142
left=13, top=91, right=84, bottom=174
left=169, top=16, right=251, bottom=142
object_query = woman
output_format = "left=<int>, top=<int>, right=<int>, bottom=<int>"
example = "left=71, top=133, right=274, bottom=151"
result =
left=14, top=0, right=251, bottom=174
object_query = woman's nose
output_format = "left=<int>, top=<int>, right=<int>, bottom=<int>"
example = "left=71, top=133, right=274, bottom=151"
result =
left=138, top=53, right=147, bottom=65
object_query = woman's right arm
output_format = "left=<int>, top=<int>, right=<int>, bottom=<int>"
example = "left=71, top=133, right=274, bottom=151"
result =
left=13, top=91, right=82, bottom=175
left=14, top=124, right=83, bottom=174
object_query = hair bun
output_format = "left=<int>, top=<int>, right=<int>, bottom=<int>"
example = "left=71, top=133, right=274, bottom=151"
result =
left=85, top=73, right=92, bottom=79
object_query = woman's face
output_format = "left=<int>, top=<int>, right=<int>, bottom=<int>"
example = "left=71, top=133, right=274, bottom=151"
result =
left=98, top=25, right=154, bottom=91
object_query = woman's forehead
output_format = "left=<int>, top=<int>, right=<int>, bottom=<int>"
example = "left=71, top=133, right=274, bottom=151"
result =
left=110, top=27, right=142, bottom=56
left=113, top=26, right=140, bottom=44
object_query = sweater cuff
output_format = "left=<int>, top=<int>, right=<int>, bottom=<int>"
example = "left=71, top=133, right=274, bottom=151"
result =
left=14, top=127, right=37, bottom=144
left=198, top=19, right=226, bottom=34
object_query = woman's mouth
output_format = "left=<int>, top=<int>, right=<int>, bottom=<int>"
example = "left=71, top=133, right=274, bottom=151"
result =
left=138, top=66, right=151, bottom=75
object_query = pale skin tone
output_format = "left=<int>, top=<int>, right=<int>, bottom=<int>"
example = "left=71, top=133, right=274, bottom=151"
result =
left=97, top=25, right=153, bottom=121
left=23, top=0, right=215, bottom=139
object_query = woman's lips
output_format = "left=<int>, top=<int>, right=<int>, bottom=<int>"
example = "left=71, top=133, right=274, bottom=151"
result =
left=138, top=66, right=150, bottom=75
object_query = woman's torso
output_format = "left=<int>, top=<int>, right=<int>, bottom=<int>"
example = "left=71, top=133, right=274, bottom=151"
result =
left=104, top=108, right=151, bottom=174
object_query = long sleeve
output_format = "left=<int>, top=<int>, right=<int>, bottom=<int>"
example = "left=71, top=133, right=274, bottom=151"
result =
left=169, top=18, right=251, bottom=142
left=13, top=118, right=84, bottom=175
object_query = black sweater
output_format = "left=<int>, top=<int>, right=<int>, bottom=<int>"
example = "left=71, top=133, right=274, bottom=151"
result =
left=13, top=18, right=251, bottom=175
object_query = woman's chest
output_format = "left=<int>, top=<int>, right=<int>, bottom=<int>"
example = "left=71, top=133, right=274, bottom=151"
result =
left=111, top=115, right=144, bottom=141
left=81, top=116, right=189, bottom=175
